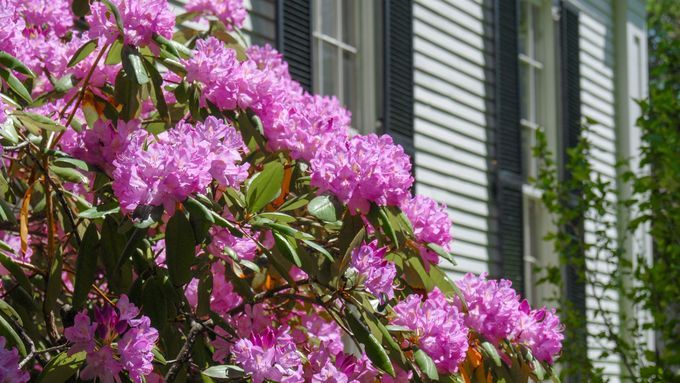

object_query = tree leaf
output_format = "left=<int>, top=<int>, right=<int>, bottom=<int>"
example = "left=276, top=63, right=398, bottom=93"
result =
left=101, top=0, right=125, bottom=34
left=142, top=57, right=169, bottom=124
left=302, top=239, right=334, bottom=262
left=308, top=195, right=337, bottom=222
left=0, top=299, right=22, bottom=326
left=67, top=39, right=98, bottom=67
left=49, top=165, right=88, bottom=184
left=345, top=305, right=395, bottom=376
left=13, top=111, right=65, bottom=132
left=44, top=250, right=64, bottom=314
left=481, top=341, right=502, bottom=367
left=415, top=349, right=440, bottom=380
left=273, top=232, right=301, bottom=267
left=246, top=161, right=284, bottom=212
left=165, top=211, right=196, bottom=286
left=36, top=351, right=86, bottom=383
left=122, top=48, right=149, bottom=85
left=106, top=39, right=123, bottom=65
left=202, top=365, right=246, bottom=379
left=0, top=67, right=31, bottom=103
left=0, top=52, right=35, bottom=77
left=426, top=243, right=457, bottom=266
left=71, top=0, right=90, bottom=17
left=142, top=276, right=168, bottom=331
left=0, top=253, right=32, bottom=293
left=0, top=310, right=25, bottom=356
left=73, top=224, right=100, bottom=308
left=78, top=201, right=121, bottom=219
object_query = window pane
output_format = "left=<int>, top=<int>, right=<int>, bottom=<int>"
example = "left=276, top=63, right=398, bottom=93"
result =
left=320, top=0, right=338, bottom=38
left=343, top=51, right=358, bottom=129
left=521, top=126, right=532, bottom=180
left=519, top=1, right=529, bottom=55
left=532, top=4, right=543, bottom=62
left=520, top=63, right=530, bottom=121
left=342, top=0, right=357, bottom=46
left=321, top=42, right=339, bottom=96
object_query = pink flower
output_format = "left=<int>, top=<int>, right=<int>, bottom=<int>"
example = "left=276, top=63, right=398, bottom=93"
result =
left=186, top=0, right=246, bottom=30
left=118, top=317, right=159, bottom=382
left=454, top=272, right=522, bottom=343
left=19, top=0, right=73, bottom=37
left=71, top=119, right=139, bottom=174
left=311, top=134, right=413, bottom=214
left=400, top=195, right=453, bottom=265
left=232, top=328, right=304, bottom=383
left=516, top=301, right=564, bottom=363
left=80, top=345, right=123, bottom=383
left=0, top=336, right=29, bottom=383
left=391, top=288, right=469, bottom=374
left=87, top=0, right=174, bottom=49
left=350, top=240, right=396, bottom=302
left=64, top=312, right=97, bottom=354
left=209, top=262, right=244, bottom=313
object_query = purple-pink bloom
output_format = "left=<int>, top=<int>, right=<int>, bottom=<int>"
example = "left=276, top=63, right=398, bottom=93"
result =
left=186, top=0, right=246, bottom=30
left=87, top=0, right=174, bottom=49
left=80, top=345, right=123, bottom=383
left=454, top=272, right=522, bottom=343
left=311, top=134, right=414, bottom=214
left=232, top=327, right=304, bottom=383
left=19, top=0, right=73, bottom=37
left=118, top=317, right=159, bottom=382
left=350, top=240, right=396, bottom=302
left=391, top=288, right=469, bottom=374
left=516, top=301, right=564, bottom=364
left=400, top=195, right=453, bottom=266
left=0, top=336, right=29, bottom=383
left=64, top=312, right=97, bottom=354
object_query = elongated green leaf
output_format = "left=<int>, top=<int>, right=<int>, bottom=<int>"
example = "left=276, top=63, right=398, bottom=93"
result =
left=481, top=341, right=502, bottom=367
left=49, top=165, right=88, bottom=184
left=123, top=50, right=149, bottom=85
left=257, top=212, right=296, bottom=223
left=273, top=232, right=301, bottom=267
left=106, top=39, right=123, bottom=65
left=0, top=299, right=22, bottom=326
left=308, top=195, right=337, bottom=222
left=36, top=351, right=86, bottom=383
left=246, top=161, right=284, bottom=212
left=378, top=207, right=399, bottom=246
left=78, top=201, right=120, bottom=219
left=165, top=211, right=196, bottom=286
left=0, top=312, right=25, bottom=356
left=0, top=52, right=35, bottom=77
left=142, top=276, right=167, bottom=331
left=45, top=251, right=64, bottom=314
left=73, top=224, right=100, bottom=308
left=202, top=365, right=246, bottom=379
left=185, top=197, right=215, bottom=224
left=0, top=67, right=32, bottom=103
left=153, top=34, right=193, bottom=58
left=426, top=243, right=457, bottom=266
left=68, top=39, right=98, bottom=67
left=71, top=0, right=90, bottom=17
left=415, top=349, right=439, bottom=380
left=0, top=253, right=32, bottom=293
left=302, top=239, right=334, bottom=262
left=142, top=57, right=169, bottom=123
left=102, top=0, right=125, bottom=34
left=13, top=111, right=65, bottom=132
left=345, top=306, right=395, bottom=376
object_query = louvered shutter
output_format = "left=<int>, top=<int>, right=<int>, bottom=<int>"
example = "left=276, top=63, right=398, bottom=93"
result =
left=276, top=0, right=312, bottom=91
left=494, top=0, right=524, bottom=294
left=383, top=0, right=414, bottom=158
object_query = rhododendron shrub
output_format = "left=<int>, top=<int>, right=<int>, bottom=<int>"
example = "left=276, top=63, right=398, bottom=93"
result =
left=0, top=1, right=563, bottom=382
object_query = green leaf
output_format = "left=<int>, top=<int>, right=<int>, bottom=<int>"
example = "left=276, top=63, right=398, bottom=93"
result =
left=165, top=211, right=196, bottom=286
left=246, top=161, right=284, bottom=212
left=302, top=239, right=334, bottom=262
left=73, top=224, right=100, bottom=308
left=49, top=165, right=88, bottom=184
left=0, top=299, right=22, bottom=326
left=152, top=346, right=167, bottom=365
left=68, top=39, right=99, bottom=67
left=202, top=365, right=246, bottom=380
left=0, top=52, right=35, bottom=77
left=153, top=34, right=193, bottom=59
left=345, top=305, right=395, bottom=376
left=142, top=57, right=169, bottom=124
left=308, top=195, right=337, bottom=222
left=78, top=201, right=121, bottom=219
left=102, top=0, right=125, bottom=34
left=0, top=67, right=31, bottom=102
left=426, top=243, right=457, bottom=266
left=13, top=111, right=65, bottom=132
left=106, top=39, right=123, bottom=65
left=142, top=276, right=168, bottom=331
left=0, top=311, right=25, bottom=356
left=185, top=197, right=215, bottom=224
left=273, top=232, right=301, bottom=267
left=481, top=341, right=502, bottom=367
left=36, top=351, right=86, bottom=383
left=415, top=349, right=440, bottom=380
left=0, top=253, right=32, bottom=293
left=71, top=0, right=90, bottom=17
left=122, top=49, right=149, bottom=85
left=45, top=250, right=64, bottom=314
left=257, top=212, right=296, bottom=223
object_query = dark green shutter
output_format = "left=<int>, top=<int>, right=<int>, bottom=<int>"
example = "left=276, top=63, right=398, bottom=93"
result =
left=494, top=0, right=524, bottom=294
left=383, top=0, right=415, bottom=157
left=276, top=0, right=312, bottom=91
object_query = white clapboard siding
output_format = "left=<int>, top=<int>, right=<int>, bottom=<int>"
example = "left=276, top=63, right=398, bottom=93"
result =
left=413, top=0, right=496, bottom=277
left=169, top=0, right=276, bottom=46
left=570, top=0, right=621, bottom=380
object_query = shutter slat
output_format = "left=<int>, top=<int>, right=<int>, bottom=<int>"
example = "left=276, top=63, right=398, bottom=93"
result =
left=383, top=0, right=415, bottom=158
left=277, top=0, right=312, bottom=91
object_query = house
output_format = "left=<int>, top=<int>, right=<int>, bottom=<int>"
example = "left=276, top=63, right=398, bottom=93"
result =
left=170, top=1, right=649, bottom=381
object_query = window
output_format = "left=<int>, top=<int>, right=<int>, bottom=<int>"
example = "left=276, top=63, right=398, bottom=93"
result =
left=518, top=0, right=555, bottom=304
left=312, top=0, right=379, bottom=133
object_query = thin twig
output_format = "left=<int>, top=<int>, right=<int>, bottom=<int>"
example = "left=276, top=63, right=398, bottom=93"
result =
left=164, top=320, right=212, bottom=382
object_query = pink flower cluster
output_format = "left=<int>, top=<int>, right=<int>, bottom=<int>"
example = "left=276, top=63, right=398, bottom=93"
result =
left=454, top=273, right=564, bottom=363
left=401, top=195, right=453, bottom=265
left=0, top=337, right=29, bottom=383
left=87, top=0, right=175, bottom=48
left=311, top=134, right=414, bottom=213
left=64, top=295, right=159, bottom=383
left=391, top=288, right=469, bottom=374
left=112, top=117, right=248, bottom=213
left=186, top=0, right=247, bottom=30
left=232, top=328, right=304, bottom=383
left=350, top=240, right=396, bottom=302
